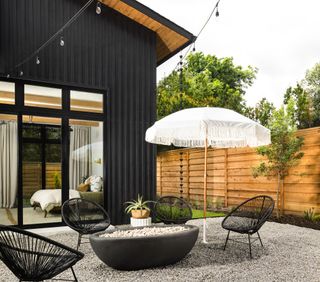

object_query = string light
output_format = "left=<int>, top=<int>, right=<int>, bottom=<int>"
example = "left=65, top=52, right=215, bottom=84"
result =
left=36, top=56, right=40, bottom=65
left=96, top=2, right=102, bottom=14
left=170, top=0, right=221, bottom=75
left=0, top=0, right=95, bottom=77
left=179, top=53, right=183, bottom=110
left=60, top=36, right=65, bottom=47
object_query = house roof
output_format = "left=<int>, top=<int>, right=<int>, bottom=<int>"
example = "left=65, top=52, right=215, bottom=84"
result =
left=100, top=0, right=196, bottom=66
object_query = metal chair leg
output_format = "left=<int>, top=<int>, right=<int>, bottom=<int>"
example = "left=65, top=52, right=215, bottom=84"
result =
left=71, top=266, right=78, bottom=282
left=257, top=231, right=264, bottom=247
left=77, top=234, right=82, bottom=251
left=223, top=230, right=230, bottom=250
left=248, top=234, right=252, bottom=259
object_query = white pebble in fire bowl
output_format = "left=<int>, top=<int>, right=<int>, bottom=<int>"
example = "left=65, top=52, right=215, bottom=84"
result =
left=100, top=226, right=188, bottom=238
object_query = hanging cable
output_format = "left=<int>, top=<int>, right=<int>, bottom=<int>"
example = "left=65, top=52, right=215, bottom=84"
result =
left=171, top=0, right=221, bottom=74
left=3, top=0, right=95, bottom=77
left=179, top=53, right=183, bottom=111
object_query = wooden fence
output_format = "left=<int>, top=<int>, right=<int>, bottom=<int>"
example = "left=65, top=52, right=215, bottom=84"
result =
left=157, top=126, right=320, bottom=215
left=23, top=162, right=61, bottom=197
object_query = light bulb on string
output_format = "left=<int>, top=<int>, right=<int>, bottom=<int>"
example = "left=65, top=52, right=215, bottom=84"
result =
left=215, top=7, right=219, bottom=17
left=60, top=36, right=65, bottom=47
left=19, top=70, right=24, bottom=77
left=6, top=74, right=10, bottom=78
left=36, top=56, right=40, bottom=65
left=192, top=42, right=196, bottom=52
left=96, top=2, right=102, bottom=14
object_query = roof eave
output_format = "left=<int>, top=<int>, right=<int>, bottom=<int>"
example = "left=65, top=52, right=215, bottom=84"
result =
left=157, top=35, right=197, bottom=67
left=120, top=0, right=196, bottom=65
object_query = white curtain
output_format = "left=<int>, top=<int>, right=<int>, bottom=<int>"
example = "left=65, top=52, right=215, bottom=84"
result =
left=69, top=126, right=92, bottom=190
left=0, top=121, right=18, bottom=208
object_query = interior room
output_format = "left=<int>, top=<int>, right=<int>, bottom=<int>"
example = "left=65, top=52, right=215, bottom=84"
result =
left=0, top=81, right=104, bottom=226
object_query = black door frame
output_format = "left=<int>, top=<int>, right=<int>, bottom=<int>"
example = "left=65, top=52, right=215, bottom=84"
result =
left=0, top=78, right=108, bottom=229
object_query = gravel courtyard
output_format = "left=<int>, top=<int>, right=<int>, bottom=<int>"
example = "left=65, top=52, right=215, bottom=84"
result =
left=1, top=218, right=319, bottom=282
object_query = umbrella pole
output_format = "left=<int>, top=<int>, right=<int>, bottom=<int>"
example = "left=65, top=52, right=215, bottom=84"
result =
left=203, top=137, right=208, bottom=243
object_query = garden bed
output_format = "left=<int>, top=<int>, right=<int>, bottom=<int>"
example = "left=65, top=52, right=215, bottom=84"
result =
left=269, top=214, right=320, bottom=230
left=192, top=209, right=225, bottom=219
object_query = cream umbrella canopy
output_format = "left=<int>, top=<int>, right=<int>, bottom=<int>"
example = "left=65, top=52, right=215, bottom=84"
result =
left=145, top=107, right=271, bottom=243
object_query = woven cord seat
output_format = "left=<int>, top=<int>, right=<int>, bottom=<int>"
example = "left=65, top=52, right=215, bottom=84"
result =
left=154, top=196, right=193, bottom=224
left=0, top=225, right=84, bottom=281
left=221, top=195, right=274, bottom=258
left=62, top=198, right=111, bottom=250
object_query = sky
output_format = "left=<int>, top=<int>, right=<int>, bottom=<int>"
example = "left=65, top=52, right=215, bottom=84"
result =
left=138, top=0, right=320, bottom=107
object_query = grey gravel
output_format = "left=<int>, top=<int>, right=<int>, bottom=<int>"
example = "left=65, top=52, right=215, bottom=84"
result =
left=1, top=218, right=320, bottom=282
left=100, top=226, right=188, bottom=238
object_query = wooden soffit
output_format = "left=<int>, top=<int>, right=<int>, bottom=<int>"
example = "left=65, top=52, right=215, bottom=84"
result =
left=100, top=0, right=196, bottom=65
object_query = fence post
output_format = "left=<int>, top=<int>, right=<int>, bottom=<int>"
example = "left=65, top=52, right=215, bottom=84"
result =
left=186, top=151, right=190, bottom=201
left=159, top=155, right=162, bottom=197
left=280, top=179, right=284, bottom=214
left=224, top=149, right=228, bottom=207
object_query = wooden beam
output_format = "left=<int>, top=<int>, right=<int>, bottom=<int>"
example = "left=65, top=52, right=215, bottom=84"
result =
left=0, top=91, right=15, bottom=104
left=0, top=114, right=99, bottom=127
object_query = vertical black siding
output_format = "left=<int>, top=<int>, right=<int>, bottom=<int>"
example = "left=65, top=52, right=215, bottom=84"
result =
left=0, top=0, right=157, bottom=224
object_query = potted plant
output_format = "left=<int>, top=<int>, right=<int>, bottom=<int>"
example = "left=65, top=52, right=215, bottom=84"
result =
left=124, top=195, right=153, bottom=219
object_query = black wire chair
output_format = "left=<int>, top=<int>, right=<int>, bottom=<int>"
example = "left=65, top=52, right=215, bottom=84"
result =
left=0, top=225, right=84, bottom=282
left=221, top=195, right=275, bottom=258
left=62, top=198, right=111, bottom=250
left=154, top=196, right=193, bottom=224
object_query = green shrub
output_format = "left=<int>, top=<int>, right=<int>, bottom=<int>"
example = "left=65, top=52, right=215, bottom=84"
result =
left=53, top=172, right=61, bottom=189
left=304, top=208, right=316, bottom=222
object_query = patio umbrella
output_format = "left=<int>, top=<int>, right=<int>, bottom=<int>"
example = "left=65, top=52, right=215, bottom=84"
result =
left=145, top=107, right=271, bottom=243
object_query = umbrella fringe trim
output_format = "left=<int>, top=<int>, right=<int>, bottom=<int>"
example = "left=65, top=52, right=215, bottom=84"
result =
left=148, top=137, right=269, bottom=148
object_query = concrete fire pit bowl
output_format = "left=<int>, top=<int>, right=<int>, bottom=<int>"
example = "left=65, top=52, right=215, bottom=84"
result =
left=89, top=225, right=199, bottom=270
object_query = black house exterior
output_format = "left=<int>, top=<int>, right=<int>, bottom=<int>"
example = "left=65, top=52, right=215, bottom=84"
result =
left=0, top=0, right=194, bottom=226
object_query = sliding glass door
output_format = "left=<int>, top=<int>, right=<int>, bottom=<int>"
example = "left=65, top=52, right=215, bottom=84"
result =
left=69, top=119, right=104, bottom=208
left=0, top=79, right=106, bottom=227
left=22, top=116, right=62, bottom=225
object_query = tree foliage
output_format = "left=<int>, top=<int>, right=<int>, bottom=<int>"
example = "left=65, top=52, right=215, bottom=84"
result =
left=252, top=101, right=304, bottom=216
left=244, top=98, right=275, bottom=127
left=157, top=52, right=257, bottom=119
left=283, top=62, right=320, bottom=128
left=284, top=83, right=312, bottom=129
left=304, top=62, right=320, bottom=126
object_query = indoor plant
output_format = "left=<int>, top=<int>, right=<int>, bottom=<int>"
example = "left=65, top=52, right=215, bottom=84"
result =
left=124, top=195, right=153, bottom=219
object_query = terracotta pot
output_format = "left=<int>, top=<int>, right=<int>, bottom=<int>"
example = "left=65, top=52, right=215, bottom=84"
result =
left=131, top=209, right=150, bottom=219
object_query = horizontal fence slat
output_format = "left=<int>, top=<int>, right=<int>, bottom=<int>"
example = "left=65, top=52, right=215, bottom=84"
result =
left=157, top=126, right=320, bottom=215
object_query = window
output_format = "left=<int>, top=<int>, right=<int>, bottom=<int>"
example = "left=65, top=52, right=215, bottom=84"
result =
left=24, top=85, right=62, bottom=109
left=0, top=81, right=15, bottom=105
left=70, top=90, right=103, bottom=113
